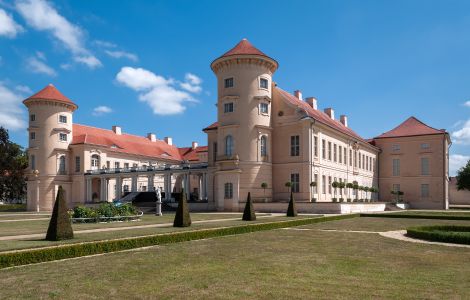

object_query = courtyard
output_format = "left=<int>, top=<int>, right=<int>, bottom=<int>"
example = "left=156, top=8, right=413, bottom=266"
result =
left=0, top=212, right=469, bottom=299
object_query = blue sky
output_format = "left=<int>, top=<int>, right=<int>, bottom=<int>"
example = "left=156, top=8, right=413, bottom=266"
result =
left=0, top=0, right=469, bottom=175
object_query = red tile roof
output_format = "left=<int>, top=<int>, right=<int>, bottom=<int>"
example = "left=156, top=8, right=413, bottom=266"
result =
left=203, top=122, right=219, bottom=131
left=276, top=87, right=372, bottom=145
left=179, top=146, right=208, bottom=162
left=71, top=124, right=203, bottom=162
left=221, top=39, right=269, bottom=58
left=374, top=117, right=446, bottom=139
left=23, top=84, right=77, bottom=107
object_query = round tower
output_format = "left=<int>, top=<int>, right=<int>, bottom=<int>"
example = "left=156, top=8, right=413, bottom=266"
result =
left=23, top=84, right=77, bottom=211
left=210, top=39, right=278, bottom=210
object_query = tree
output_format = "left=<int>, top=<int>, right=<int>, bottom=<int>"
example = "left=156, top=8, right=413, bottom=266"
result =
left=285, top=182, right=292, bottom=193
left=242, top=192, right=256, bottom=221
left=338, top=182, right=345, bottom=199
left=457, top=160, right=470, bottom=191
left=346, top=183, right=354, bottom=199
left=353, top=183, right=359, bottom=200
left=331, top=181, right=339, bottom=199
left=287, top=191, right=297, bottom=217
left=261, top=182, right=268, bottom=195
left=46, top=186, right=74, bottom=241
left=173, top=188, right=191, bottom=227
left=364, top=186, right=370, bottom=201
left=0, top=127, right=28, bottom=203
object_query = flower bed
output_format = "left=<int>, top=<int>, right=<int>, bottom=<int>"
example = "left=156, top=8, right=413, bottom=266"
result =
left=71, top=203, right=142, bottom=223
left=406, top=225, right=470, bottom=245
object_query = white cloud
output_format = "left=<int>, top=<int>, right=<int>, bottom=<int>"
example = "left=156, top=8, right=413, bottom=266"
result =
left=464, top=101, right=470, bottom=108
left=93, top=40, right=116, bottom=48
left=0, top=83, right=27, bottom=131
left=0, top=8, right=23, bottom=38
left=450, top=154, right=470, bottom=176
left=15, top=0, right=101, bottom=68
left=104, top=50, right=138, bottom=62
left=92, top=105, right=112, bottom=116
left=26, top=56, right=56, bottom=76
left=116, top=67, right=200, bottom=115
left=179, top=73, right=203, bottom=93
left=15, top=85, right=32, bottom=94
left=452, top=119, right=470, bottom=144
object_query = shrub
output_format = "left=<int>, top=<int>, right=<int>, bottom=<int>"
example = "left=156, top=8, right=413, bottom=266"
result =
left=0, top=214, right=359, bottom=269
left=46, top=186, right=74, bottom=241
left=287, top=191, right=297, bottom=217
left=72, top=206, right=97, bottom=219
left=406, top=225, right=470, bottom=245
left=242, top=192, right=256, bottom=221
left=339, top=198, right=344, bottom=202
left=332, top=198, right=337, bottom=202
left=360, top=213, right=470, bottom=221
left=173, top=189, right=191, bottom=227
left=347, top=198, right=351, bottom=202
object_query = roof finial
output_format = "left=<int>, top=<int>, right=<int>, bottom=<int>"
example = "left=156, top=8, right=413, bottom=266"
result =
left=48, top=83, right=54, bottom=87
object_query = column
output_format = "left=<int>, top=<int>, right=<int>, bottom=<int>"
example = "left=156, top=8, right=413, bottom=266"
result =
left=165, top=173, right=172, bottom=200
left=198, top=174, right=203, bottom=201
left=148, top=174, right=155, bottom=191
left=100, top=177, right=108, bottom=202
left=36, top=178, right=40, bottom=212
left=186, top=173, right=191, bottom=200
left=86, top=178, right=92, bottom=202
left=131, top=175, right=138, bottom=192
left=202, top=172, right=208, bottom=200
left=116, top=177, right=122, bottom=200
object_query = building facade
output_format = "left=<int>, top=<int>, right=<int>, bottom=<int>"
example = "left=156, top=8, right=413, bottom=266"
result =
left=23, top=39, right=450, bottom=211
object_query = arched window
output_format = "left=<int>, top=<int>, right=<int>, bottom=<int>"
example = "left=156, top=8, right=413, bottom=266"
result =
left=91, top=154, right=100, bottom=170
left=225, top=135, right=233, bottom=156
left=260, top=136, right=267, bottom=157
left=58, top=155, right=66, bottom=175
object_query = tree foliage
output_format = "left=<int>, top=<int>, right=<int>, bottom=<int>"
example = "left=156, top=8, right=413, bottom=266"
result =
left=457, top=160, right=470, bottom=191
left=0, top=127, right=28, bottom=203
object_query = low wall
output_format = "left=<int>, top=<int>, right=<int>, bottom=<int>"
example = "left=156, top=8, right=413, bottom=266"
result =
left=249, top=202, right=387, bottom=214
left=449, top=177, right=470, bottom=205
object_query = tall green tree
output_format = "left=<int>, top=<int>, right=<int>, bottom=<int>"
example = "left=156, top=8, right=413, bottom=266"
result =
left=0, top=127, right=28, bottom=203
left=457, top=160, right=470, bottom=191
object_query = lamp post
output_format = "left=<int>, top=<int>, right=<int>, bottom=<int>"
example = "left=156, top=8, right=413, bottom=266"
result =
left=33, top=169, right=40, bottom=212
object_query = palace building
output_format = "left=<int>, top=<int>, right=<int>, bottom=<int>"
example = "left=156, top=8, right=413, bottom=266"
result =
left=23, top=39, right=451, bottom=212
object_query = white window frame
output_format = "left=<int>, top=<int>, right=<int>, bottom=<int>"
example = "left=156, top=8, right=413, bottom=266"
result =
left=225, top=135, right=234, bottom=156
left=59, top=133, right=67, bottom=142
left=224, top=77, right=234, bottom=88
left=259, top=102, right=269, bottom=114
left=59, top=115, right=67, bottom=124
left=260, top=135, right=268, bottom=157
left=224, top=102, right=234, bottom=113
left=224, top=182, right=233, bottom=199
left=259, top=77, right=269, bottom=90
left=392, top=159, right=400, bottom=176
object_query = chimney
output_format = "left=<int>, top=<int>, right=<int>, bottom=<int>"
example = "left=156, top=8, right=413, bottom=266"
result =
left=192, top=141, right=198, bottom=150
left=305, top=97, right=317, bottom=109
left=112, top=126, right=122, bottom=135
left=324, top=108, right=335, bottom=120
left=294, top=90, right=302, bottom=100
left=147, top=133, right=156, bottom=142
left=164, top=137, right=173, bottom=145
left=340, top=115, right=348, bottom=127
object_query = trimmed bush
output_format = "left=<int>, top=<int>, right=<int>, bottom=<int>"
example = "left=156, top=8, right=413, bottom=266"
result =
left=347, top=198, right=351, bottom=202
left=242, top=192, right=256, bottom=221
left=0, top=214, right=358, bottom=269
left=339, top=198, right=344, bottom=203
left=287, top=191, right=297, bottom=217
left=0, top=204, right=26, bottom=212
left=407, top=225, right=470, bottom=245
left=360, top=213, right=470, bottom=221
left=332, top=198, right=337, bottom=203
left=46, top=186, right=74, bottom=241
left=173, top=189, right=191, bottom=227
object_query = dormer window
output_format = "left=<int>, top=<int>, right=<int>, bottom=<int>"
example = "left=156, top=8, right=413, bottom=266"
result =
left=224, top=78, right=233, bottom=88
left=59, top=115, right=67, bottom=124
left=260, top=78, right=269, bottom=89
left=224, top=102, right=234, bottom=113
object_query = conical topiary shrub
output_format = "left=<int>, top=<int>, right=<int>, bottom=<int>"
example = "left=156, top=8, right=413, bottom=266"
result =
left=287, top=191, right=298, bottom=217
left=46, top=186, right=74, bottom=241
left=242, top=192, right=256, bottom=221
left=173, top=188, right=191, bottom=227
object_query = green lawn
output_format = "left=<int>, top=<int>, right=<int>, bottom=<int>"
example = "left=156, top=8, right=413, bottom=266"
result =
left=0, top=216, right=469, bottom=299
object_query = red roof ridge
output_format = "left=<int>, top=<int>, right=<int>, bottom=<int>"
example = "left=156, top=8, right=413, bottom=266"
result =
left=221, top=38, right=268, bottom=58
left=374, top=116, right=446, bottom=139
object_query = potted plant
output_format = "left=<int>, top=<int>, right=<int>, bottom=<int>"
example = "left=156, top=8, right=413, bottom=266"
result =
left=285, top=182, right=292, bottom=194
left=346, top=182, right=354, bottom=199
left=331, top=181, right=339, bottom=201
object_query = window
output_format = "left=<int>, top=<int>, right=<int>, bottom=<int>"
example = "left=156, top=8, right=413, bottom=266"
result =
left=328, top=176, right=332, bottom=194
left=115, top=161, right=120, bottom=169
left=322, top=139, right=326, bottom=159
left=59, top=133, right=67, bottom=142
left=339, top=146, right=342, bottom=163
left=392, top=144, right=400, bottom=151
left=392, top=159, right=400, bottom=176
left=124, top=163, right=129, bottom=169
left=349, top=149, right=352, bottom=166
left=421, top=143, right=430, bottom=150
left=333, top=144, right=337, bottom=162
left=358, top=153, right=361, bottom=169
left=260, top=103, right=269, bottom=114
left=58, top=155, right=66, bottom=175
left=30, top=132, right=35, bottom=140
left=344, top=148, right=347, bottom=165
left=224, top=77, right=233, bottom=88
left=362, top=154, right=365, bottom=169
left=421, top=184, right=429, bottom=197
left=224, top=183, right=233, bottom=199
left=75, top=156, right=80, bottom=172
left=225, top=135, right=234, bottom=156
left=314, top=136, right=318, bottom=157
left=30, top=114, right=35, bottom=122
left=123, top=185, right=129, bottom=192
left=354, top=150, right=357, bottom=167
left=260, top=78, right=269, bottom=89
left=421, top=158, right=430, bottom=175
left=392, top=184, right=400, bottom=193
left=213, top=142, right=218, bottom=162
left=59, top=115, right=67, bottom=124
left=224, top=102, right=234, bottom=113
left=314, top=174, right=318, bottom=193
left=260, top=135, right=267, bottom=157
left=291, top=173, right=300, bottom=193
left=322, top=175, right=326, bottom=194
left=328, top=142, right=332, bottom=160
left=30, top=155, right=35, bottom=170
left=290, top=135, right=300, bottom=156
left=91, top=155, right=100, bottom=169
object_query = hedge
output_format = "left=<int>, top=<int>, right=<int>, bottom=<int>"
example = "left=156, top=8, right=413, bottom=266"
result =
left=0, top=214, right=357, bottom=269
left=0, top=204, right=26, bottom=212
left=360, top=213, right=470, bottom=221
left=406, top=225, right=470, bottom=245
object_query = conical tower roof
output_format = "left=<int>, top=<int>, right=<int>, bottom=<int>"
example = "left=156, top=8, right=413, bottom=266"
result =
left=23, top=84, right=77, bottom=109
